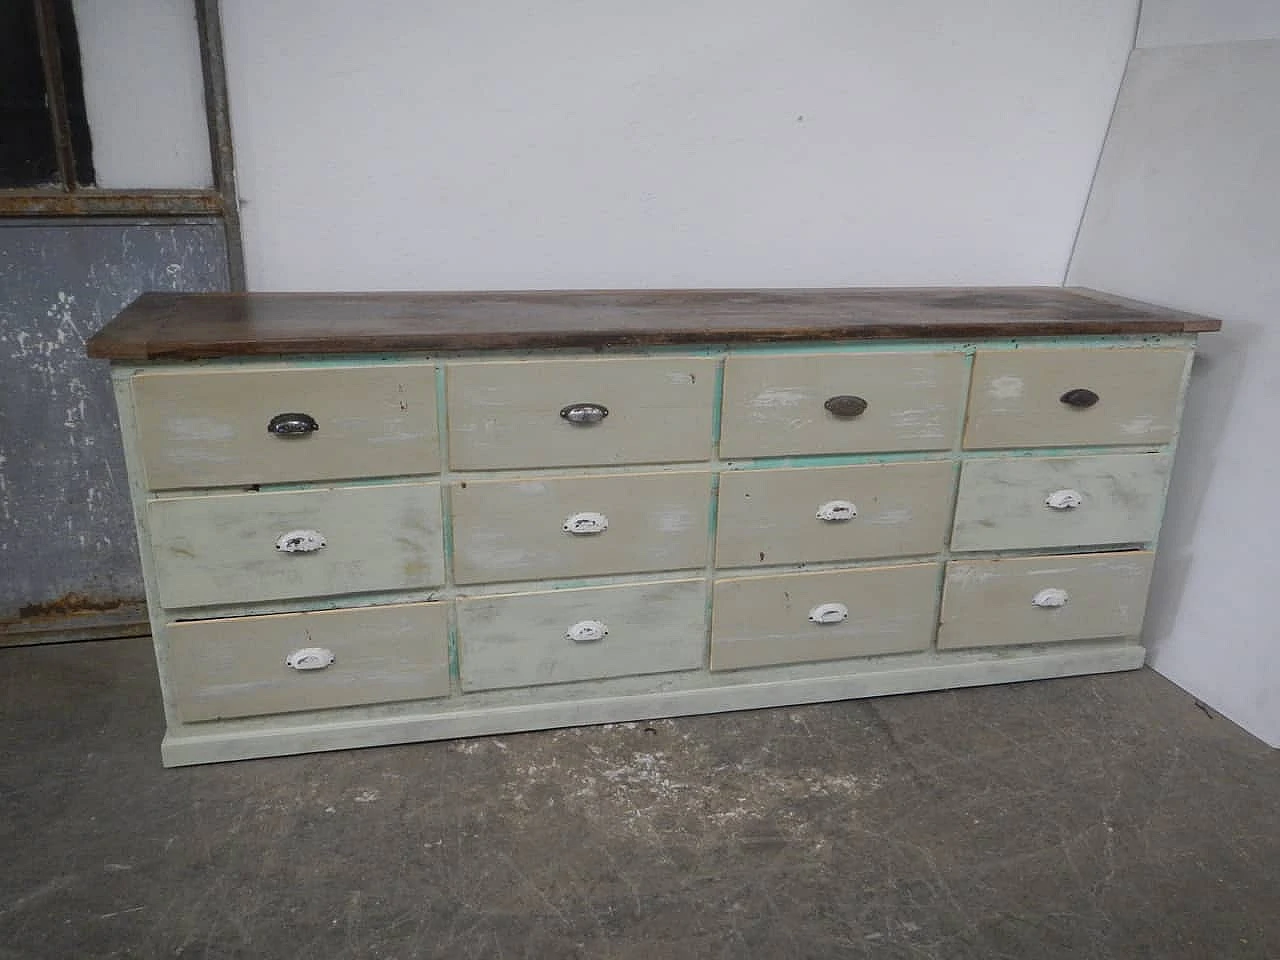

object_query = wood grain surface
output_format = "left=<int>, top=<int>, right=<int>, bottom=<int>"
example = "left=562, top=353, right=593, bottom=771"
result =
left=86, top=287, right=1221, bottom=360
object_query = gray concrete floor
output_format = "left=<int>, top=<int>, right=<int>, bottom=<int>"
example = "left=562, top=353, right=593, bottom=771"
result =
left=1, top=637, right=1276, bottom=960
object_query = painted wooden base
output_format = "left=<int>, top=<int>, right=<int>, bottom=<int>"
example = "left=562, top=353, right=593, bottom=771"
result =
left=159, top=640, right=1144, bottom=766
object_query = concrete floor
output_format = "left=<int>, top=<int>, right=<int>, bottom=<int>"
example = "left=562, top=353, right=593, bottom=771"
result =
left=1, top=637, right=1276, bottom=960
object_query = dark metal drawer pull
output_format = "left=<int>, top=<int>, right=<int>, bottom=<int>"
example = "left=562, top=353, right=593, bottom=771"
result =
left=1059, top=388, right=1100, bottom=409
left=268, top=412, right=319, bottom=435
left=824, top=395, right=868, bottom=418
left=560, top=402, right=609, bottom=424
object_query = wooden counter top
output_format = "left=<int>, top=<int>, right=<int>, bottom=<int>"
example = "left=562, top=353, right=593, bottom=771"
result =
left=86, top=286, right=1221, bottom=360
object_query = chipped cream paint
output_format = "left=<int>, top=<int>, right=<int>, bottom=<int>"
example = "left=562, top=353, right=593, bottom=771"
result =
left=1120, top=416, right=1157, bottom=435
left=655, top=509, right=695, bottom=534
left=721, top=352, right=967, bottom=458
left=987, top=374, right=1026, bottom=400
left=95, top=326, right=1202, bottom=764
left=748, top=388, right=809, bottom=409
left=167, top=417, right=236, bottom=443
left=965, top=347, right=1189, bottom=449
left=866, top=508, right=914, bottom=526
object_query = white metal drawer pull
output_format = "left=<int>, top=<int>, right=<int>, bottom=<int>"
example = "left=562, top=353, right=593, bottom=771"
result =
left=808, top=602, right=849, bottom=624
left=566, top=619, right=609, bottom=643
left=563, top=511, right=609, bottom=535
left=286, top=647, right=335, bottom=670
left=1045, top=489, right=1084, bottom=510
left=1032, top=588, right=1069, bottom=608
left=275, top=529, right=327, bottom=553
left=816, top=500, right=858, bottom=522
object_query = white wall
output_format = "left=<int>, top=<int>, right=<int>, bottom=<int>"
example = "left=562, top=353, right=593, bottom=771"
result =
left=1136, top=0, right=1280, bottom=47
left=72, top=0, right=212, bottom=189
left=1069, top=24, right=1280, bottom=744
left=220, top=0, right=1137, bottom=291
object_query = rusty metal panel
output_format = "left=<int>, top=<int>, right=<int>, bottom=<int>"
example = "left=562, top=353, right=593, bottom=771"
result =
left=0, top=191, right=223, bottom=217
left=0, top=218, right=229, bottom=644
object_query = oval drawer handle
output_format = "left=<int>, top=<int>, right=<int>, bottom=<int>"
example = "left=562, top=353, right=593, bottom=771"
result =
left=566, top=619, right=609, bottom=643
left=808, top=602, right=849, bottom=625
left=268, top=412, right=319, bottom=436
left=1059, top=388, right=1099, bottom=409
left=286, top=647, right=335, bottom=670
left=560, top=402, right=609, bottom=424
left=824, top=395, right=868, bottom=418
left=275, top=529, right=327, bottom=553
left=816, top=499, right=858, bottom=522
left=1032, top=588, right=1069, bottom=608
left=1045, top=489, right=1084, bottom=510
left=563, top=511, right=609, bottom=535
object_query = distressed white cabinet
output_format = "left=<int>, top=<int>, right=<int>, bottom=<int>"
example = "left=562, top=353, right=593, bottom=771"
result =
left=87, top=288, right=1220, bottom=766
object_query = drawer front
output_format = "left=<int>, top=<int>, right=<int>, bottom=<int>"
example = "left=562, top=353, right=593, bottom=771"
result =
left=964, top=347, right=1188, bottom=449
left=167, top=601, right=450, bottom=722
left=716, top=461, right=954, bottom=567
left=450, top=471, right=711, bottom=584
left=938, top=551, right=1155, bottom=650
left=447, top=357, right=716, bottom=469
left=457, top=579, right=706, bottom=691
left=951, top=453, right=1171, bottom=552
left=132, top=363, right=439, bottom=490
left=719, top=351, right=967, bottom=458
left=711, top=563, right=940, bottom=671
left=148, top=482, right=444, bottom=608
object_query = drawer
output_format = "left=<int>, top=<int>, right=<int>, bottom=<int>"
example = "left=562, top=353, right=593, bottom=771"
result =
left=167, top=601, right=450, bottom=722
left=951, top=453, right=1171, bottom=552
left=447, top=356, right=716, bottom=469
left=719, top=351, right=967, bottom=458
left=147, top=482, right=444, bottom=608
left=450, top=471, right=711, bottom=584
left=132, top=363, right=439, bottom=490
left=938, top=551, right=1155, bottom=650
left=457, top=579, right=706, bottom=691
left=964, top=347, right=1188, bottom=449
left=711, top=563, right=939, bottom=671
left=715, top=461, right=954, bottom=567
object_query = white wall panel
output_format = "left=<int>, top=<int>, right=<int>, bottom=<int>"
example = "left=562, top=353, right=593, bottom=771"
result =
left=220, top=0, right=1136, bottom=291
left=1069, top=41, right=1280, bottom=746
left=1137, top=0, right=1280, bottom=47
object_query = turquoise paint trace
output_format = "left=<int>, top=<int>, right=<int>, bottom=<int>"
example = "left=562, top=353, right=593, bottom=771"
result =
left=119, top=332, right=1198, bottom=375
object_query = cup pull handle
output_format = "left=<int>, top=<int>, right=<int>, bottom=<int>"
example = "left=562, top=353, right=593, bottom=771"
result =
left=560, top=403, right=609, bottom=424
left=808, top=602, right=849, bottom=624
left=268, top=412, right=319, bottom=435
left=1032, top=588, right=1069, bottom=608
left=824, top=395, right=868, bottom=418
left=1045, top=489, right=1084, bottom=510
left=566, top=620, right=608, bottom=643
left=286, top=647, right=335, bottom=670
left=563, top=512, right=609, bottom=535
left=1059, top=389, right=1099, bottom=409
left=816, top=500, right=858, bottom=522
left=275, top=529, right=327, bottom=553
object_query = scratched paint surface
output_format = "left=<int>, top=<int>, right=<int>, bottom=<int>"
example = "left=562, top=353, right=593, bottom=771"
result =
left=0, top=221, right=229, bottom=619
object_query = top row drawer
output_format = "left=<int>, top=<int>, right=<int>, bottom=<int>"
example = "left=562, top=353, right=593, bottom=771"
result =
left=724, top=346, right=1187, bottom=457
left=131, top=348, right=1189, bottom=488
left=132, top=363, right=440, bottom=490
